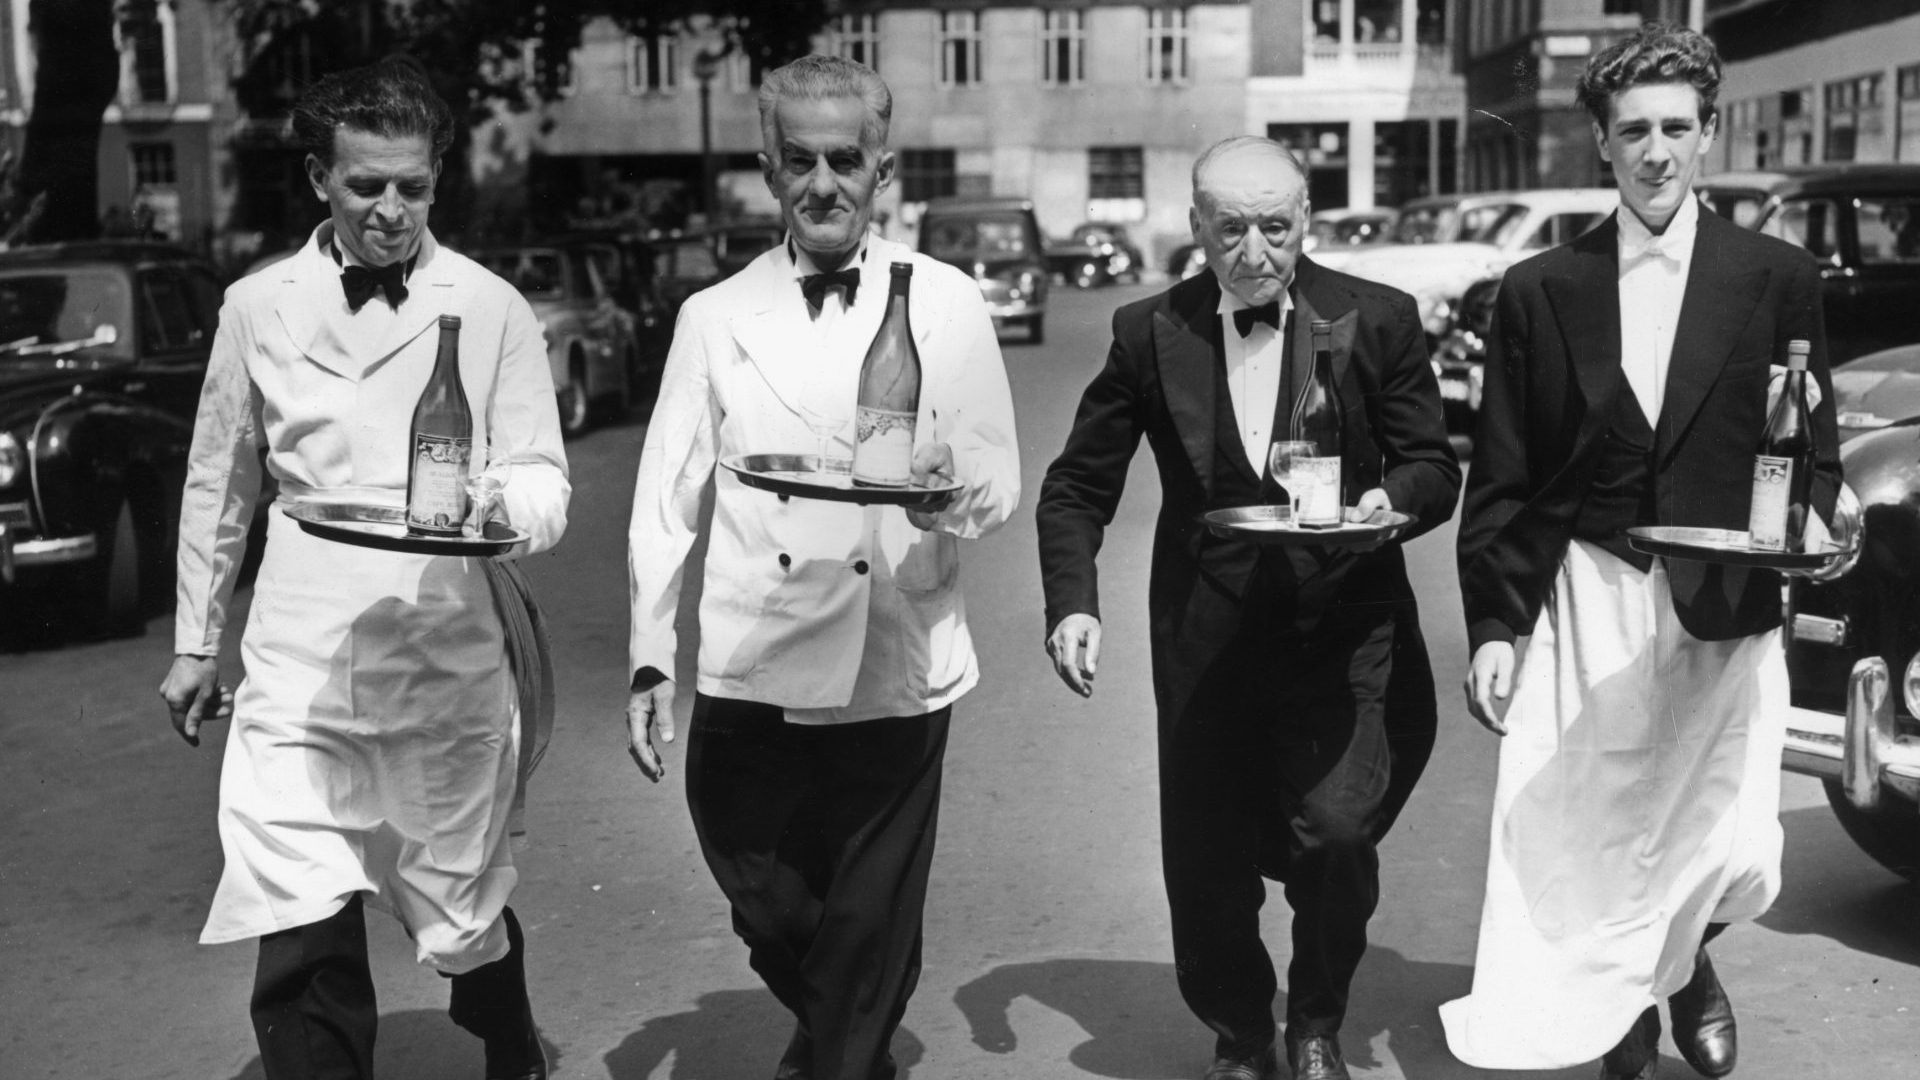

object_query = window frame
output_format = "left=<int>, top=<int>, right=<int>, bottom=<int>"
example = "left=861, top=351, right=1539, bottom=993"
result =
left=834, top=13, right=883, bottom=72
left=939, top=10, right=984, bottom=89
left=1143, top=7, right=1191, bottom=86
left=627, top=33, right=682, bottom=95
left=1041, top=9, right=1087, bottom=88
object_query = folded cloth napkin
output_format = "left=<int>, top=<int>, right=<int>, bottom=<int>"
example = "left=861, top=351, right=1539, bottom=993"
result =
left=485, top=559, right=555, bottom=847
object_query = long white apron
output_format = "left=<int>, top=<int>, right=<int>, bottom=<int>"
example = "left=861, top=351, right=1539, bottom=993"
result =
left=1440, top=540, right=1786, bottom=1068
left=199, top=506, right=520, bottom=975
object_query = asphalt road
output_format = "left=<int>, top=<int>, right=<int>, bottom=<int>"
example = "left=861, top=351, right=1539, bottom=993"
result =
left=2, top=283, right=1915, bottom=1079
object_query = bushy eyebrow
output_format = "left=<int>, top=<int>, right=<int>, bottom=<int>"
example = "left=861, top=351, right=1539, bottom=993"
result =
left=781, top=140, right=864, bottom=159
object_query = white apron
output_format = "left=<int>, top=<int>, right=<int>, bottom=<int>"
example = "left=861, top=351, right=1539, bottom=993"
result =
left=1440, top=540, right=1786, bottom=1069
left=199, top=505, right=521, bottom=975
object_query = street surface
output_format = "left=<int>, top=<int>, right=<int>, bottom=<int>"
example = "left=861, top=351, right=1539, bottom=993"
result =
left=2, top=284, right=1915, bottom=1079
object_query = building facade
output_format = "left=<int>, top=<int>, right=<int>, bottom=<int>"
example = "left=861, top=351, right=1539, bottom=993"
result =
left=504, top=0, right=1466, bottom=268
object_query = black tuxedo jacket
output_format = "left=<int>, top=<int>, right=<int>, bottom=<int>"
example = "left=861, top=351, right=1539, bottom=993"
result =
left=1037, top=259, right=1460, bottom=722
left=1458, top=207, right=1842, bottom=654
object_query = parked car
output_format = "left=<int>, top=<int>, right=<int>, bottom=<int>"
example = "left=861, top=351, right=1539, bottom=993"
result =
left=919, top=196, right=1050, bottom=343
left=1047, top=223, right=1145, bottom=288
left=1429, top=274, right=1501, bottom=434
left=471, top=242, right=640, bottom=436
left=0, top=242, right=225, bottom=641
left=1304, top=207, right=1396, bottom=254
left=1339, top=188, right=1616, bottom=340
left=552, top=229, right=671, bottom=398
left=1698, top=164, right=1920, bottom=364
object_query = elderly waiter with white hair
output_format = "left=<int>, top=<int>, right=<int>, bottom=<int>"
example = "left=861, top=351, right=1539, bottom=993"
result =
left=624, top=54, right=1019, bottom=1080
left=160, top=59, right=568, bottom=1080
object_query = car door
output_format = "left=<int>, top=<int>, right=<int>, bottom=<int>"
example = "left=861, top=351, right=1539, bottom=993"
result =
left=1761, top=196, right=1857, bottom=360
left=1846, top=194, right=1920, bottom=361
left=132, top=264, right=217, bottom=421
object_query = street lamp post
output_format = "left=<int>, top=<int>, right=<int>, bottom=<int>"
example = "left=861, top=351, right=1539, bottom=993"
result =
left=692, top=48, right=723, bottom=222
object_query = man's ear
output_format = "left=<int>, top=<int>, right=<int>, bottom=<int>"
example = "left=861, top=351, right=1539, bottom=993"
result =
left=1701, top=108, right=1720, bottom=151
left=1592, top=120, right=1612, bottom=165
left=872, top=148, right=896, bottom=198
left=304, top=153, right=331, bottom=203
left=1189, top=205, right=1203, bottom=243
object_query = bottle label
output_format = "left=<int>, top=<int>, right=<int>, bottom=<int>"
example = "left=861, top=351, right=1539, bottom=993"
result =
left=408, top=433, right=472, bottom=535
left=1293, top=455, right=1343, bottom=527
left=852, top=406, right=915, bottom=487
left=1749, top=454, right=1792, bottom=551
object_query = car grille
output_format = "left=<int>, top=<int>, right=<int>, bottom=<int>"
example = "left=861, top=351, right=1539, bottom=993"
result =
left=0, top=501, right=32, bottom=528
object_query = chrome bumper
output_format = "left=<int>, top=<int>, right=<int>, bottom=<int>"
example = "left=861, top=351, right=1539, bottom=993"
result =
left=1785, top=657, right=1920, bottom=811
left=0, top=522, right=98, bottom=584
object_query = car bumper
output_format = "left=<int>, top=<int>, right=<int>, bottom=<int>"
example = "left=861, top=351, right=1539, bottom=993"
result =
left=984, top=298, right=1041, bottom=324
left=0, top=522, right=97, bottom=585
left=1785, top=656, right=1920, bottom=811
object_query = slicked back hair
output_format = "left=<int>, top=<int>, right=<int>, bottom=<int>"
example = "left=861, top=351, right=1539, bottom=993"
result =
left=291, top=57, right=456, bottom=164
left=1191, top=136, right=1308, bottom=207
left=1576, top=21, right=1722, bottom=128
left=758, top=54, right=892, bottom=154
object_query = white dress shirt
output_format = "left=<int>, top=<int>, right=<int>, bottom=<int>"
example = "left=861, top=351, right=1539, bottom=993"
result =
left=1615, top=194, right=1700, bottom=425
left=1217, top=285, right=1293, bottom=475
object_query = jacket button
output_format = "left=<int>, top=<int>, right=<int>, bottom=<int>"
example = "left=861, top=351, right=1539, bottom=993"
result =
left=853, top=560, right=869, bottom=575
left=778, top=553, right=791, bottom=568
left=778, top=494, right=791, bottom=503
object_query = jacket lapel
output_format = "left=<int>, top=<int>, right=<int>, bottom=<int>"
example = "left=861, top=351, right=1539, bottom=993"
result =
left=1289, top=261, right=1362, bottom=434
left=1657, top=210, right=1770, bottom=463
left=730, top=244, right=823, bottom=418
left=272, top=226, right=454, bottom=381
left=1540, top=217, right=1626, bottom=459
left=368, top=231, right=459, bottom=369
left=1153, top=273, right=1226, bottom=498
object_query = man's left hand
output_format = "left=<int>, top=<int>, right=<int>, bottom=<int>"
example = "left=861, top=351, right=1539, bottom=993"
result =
left=906, top=442, right=958, bottom=528
left=1345, top=487, right=1394, bottom=549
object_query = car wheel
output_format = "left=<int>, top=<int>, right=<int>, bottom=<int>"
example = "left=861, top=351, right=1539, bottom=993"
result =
left=1822, top=780, right=1920, bottom=881
left=1028, top=316, right=1046, bottom=345
left=557, top=358, right=590, bottom=436
left=79, top=497, right=143, bottom=640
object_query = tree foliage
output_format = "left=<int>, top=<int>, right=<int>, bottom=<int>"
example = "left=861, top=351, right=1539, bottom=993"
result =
left=7, top=0, right=124, bottom=243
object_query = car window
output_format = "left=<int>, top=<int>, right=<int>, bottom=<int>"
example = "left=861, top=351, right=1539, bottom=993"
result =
left=185, top=267, right=223, bottom=331
left=1390, top=204, right=1453, bottom=244
left=1701, top=188, right=1770, bottom=229
left=719, top=229, right=778, bottom=266
left=138, top=269, right=203, bottom=353
left=0, top=268, right=135, bottom=361
left=659, top=240, right=719, bottom=279
left=1518, top=211, right=1604, bottom=250
left=924, top=214, right=1035, bottom=259
left=480, top=251, right=567, bottom=300
left=1458, top=203, right=1519, bottom=243
left=1762, top=197, right=1843, bottom=265
left=586, top=247, right=623, bottom=295
left=1854, top=196, right=1920, bottom=265
left=565, top=249, right=595, bottom=300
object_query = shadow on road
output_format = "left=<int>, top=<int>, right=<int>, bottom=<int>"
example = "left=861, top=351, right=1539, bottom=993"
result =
left=222, top=1008, right=563, bottom=1080
left=1760, top=805, right=1920, bottom=966
left=603, top=987, right=925, bottom=1079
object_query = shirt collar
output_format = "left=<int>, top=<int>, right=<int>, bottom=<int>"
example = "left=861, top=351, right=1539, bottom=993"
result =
left=1617, top=190, right=1700, bottom=261
left=788, top=237, right=868, bottom=278
left=1215, top=277, right=1294, bottom=320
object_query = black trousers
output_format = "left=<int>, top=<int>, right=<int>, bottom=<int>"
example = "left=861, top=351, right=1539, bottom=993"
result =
left=249, top=896, right=538, bottom=1079
left=1161, top=611, right=1401, bottom=1058
left=686, top=695, right=952, bottom=1080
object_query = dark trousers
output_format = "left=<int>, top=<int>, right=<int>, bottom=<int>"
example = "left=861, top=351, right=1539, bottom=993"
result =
left=250, top=896, right=538, bottom=1080
left=686, top=695, right=952, bottom=1080
left=1161, top=612, right=1400, bottom=1058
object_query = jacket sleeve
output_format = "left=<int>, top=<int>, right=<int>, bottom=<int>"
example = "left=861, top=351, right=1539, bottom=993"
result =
left=1369, top=290, right=1462, bottom=539
left=492, top=289, right=570, bottom=556
left=1457, top=277, right=1537, bottom=654
left=1036, top=305, right=1146, bottom=635
left=627, top=297, right=721, bottom=684
left=911, top=273, right=1021, bottom=539
left=173, top=298, right=267, bottom=656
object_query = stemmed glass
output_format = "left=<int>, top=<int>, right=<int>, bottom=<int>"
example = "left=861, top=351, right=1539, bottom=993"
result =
left=464, top=434, right=514, bottom=538
left=796, top=388, right=849, bottom=477
left=1268, top=440, right=1315, bottom=522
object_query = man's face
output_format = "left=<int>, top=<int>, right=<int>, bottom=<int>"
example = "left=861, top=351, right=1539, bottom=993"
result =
left=760, top=96, right=894, bottom=266
left=1595, top=82, right=1717, bottom=232
left=306, top=127, right=440, bottom=267
left=1190, top=148, right=1309, bottom=307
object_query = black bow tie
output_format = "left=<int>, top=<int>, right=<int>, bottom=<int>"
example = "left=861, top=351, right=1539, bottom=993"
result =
left=800, top=267, right=861, bottom=310
left=1232, top=301, right=1281, bottom=337
left=341, top=260, right=411, bottom=312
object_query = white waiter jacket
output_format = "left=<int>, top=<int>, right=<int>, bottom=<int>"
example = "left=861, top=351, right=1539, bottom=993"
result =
left=627, top=234, right=1020, bottom=718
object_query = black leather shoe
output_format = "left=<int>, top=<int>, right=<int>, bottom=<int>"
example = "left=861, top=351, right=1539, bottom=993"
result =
left=1669, top=949, right=1737, bottom=1077
left=1202, top=1043, right=1278, bottom=1080
left=1600, top=1006, right=1660, bottom=1080
left=1285, top=1035, right=1351, bottom=1080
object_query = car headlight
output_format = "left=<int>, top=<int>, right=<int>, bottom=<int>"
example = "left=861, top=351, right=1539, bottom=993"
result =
left=1806, top=482, right=1863, bottom=584
left=0, top=432, right=21, bottom=488
left=1904, top=652, right=1920, bottom=718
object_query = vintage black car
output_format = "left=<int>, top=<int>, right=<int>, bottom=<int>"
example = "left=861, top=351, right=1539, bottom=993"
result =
left=1046, top=222, right=1145, bottom=289
left=920, top=197, right=1050, bottom=343
left=0, top=242, right=224, bottom=642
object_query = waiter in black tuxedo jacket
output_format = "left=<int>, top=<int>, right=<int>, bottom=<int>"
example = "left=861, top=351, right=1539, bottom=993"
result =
left=1036, top=137, right=1460, bottom=1080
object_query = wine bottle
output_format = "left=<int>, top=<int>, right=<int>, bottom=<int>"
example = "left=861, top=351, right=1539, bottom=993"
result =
left=1749, top=338, right=1814, bottom=552
left=1289, top=318, right=1344, bottom=527
left=852, top=262, right=920, bottom=488
left=405, top=315, right=473, bottom=536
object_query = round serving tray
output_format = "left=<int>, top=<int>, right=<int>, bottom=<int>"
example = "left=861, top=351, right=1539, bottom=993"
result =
left=722, top=453, right=961, bottom=509
left=1626, top=525, right=1844, bottom=571
left=283, top=502, right=526, bottom=557
left=1202, top=505, right=1415, bottom=548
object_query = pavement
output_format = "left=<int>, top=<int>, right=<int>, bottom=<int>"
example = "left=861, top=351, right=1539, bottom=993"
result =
left=1, top=283, right=1916, bottom=1079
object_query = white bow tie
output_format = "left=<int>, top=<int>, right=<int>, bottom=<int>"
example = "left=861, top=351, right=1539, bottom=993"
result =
left=1624, top=234, right=1684, bottom=265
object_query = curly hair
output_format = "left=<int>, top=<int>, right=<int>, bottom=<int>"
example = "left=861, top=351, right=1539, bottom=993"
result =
left=290, top=57, right=456, bottom=163
left=1575, top=21, right=1722, bottom=127
left=758, top=54, right=892, bottom=153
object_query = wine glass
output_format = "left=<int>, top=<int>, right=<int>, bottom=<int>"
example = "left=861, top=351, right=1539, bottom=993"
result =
left=1268, top=440, right=1315, bottom=521
left=464, top=434, right=514, bottom=539
left=795, top=390, right=849, bottom=477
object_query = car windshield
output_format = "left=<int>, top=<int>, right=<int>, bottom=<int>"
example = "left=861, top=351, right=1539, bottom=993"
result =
left=478, top=251, right=566, bottom=300
left=1464, top=203, right=1525, bottom=244
left=1390, top=204, right=1457, bottom=244
left=924, top=214, right=1034, bottom=260
left=0, top=268, right=134, bottom=361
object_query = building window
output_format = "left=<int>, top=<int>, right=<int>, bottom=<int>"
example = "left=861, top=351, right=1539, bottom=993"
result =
left=1088, top=145, right=1145, bottom=220
left=1143, top=8, right=1189, bottom=84
left=1354, top=0, right=1402, bottom=43
left=1602, top=0, right=1642, bottom=14
left=131, top=143, right=176, bottom=187
left=835, top=13, right=881, bottom=72
left=1825, top=72, right=1886, bottom=163
left=627, top=34, right=680, bottom=94
left=900, top=148, right=958, bottom=202
left=1041, top=10, right=1086, bottom=87
left=1416, top=0, right=1448, bottom=46
left=1898, top=64, right=1920, bottom=162
left=1311, top=0, right=1340, bottom=43
left=940, top=11, right=983, bottom=87
left=129, top=14, right=169, bottom=103
left=728, top=48, right=764, bottom=92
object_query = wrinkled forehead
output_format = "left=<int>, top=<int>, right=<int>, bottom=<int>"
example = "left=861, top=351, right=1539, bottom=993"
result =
left=1195, top=151, right=1308, bottom=217
left=769, top=95, right=884, bottom=158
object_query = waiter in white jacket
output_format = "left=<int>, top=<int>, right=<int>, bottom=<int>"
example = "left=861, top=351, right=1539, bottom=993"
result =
left=160, top=60, right=566, bottom=1080
left=626, top=55, right=1019, bottom=1080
